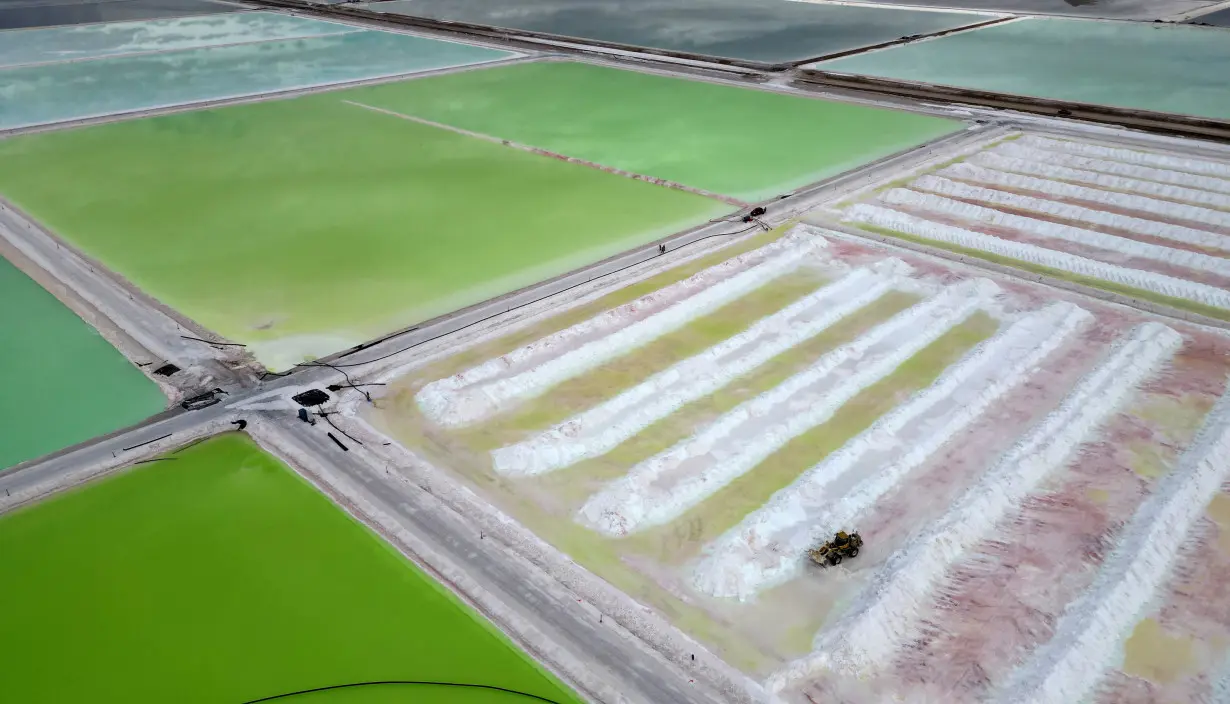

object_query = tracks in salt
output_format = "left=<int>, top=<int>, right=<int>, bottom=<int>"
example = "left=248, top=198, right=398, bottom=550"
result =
left=910, top=175, right=1230, bottom=252
left=691, top=301, right=1091, bottom=600
left=879, top=188, right=1230, bottom=277
left=1014, top=135, right=1230, bottom=181
left=994, top=141, right=1230, bottom=196
left=941, top=162, right=1230, bottom=231
left=771, top=322, right=1182, bottom=689
left=842, top=205, right=1230, bottom=310
left=416, top=231, right=823, bottom=428
left=491, top=260, right=910, bottom=476
left=576, top=278, right=998, bottom=537
left=973, top=149, right=1230, bottom=211
left=996, top=386, right=1230, bottom=704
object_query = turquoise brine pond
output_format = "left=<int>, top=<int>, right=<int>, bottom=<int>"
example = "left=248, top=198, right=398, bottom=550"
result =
left=0, top=254, right=164, bottom=470
left=814, top=18, right=1230, bottom=121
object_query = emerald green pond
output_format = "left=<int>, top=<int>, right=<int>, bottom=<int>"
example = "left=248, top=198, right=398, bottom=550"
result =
left=0, top=255, right=164, bottom=470
left=0, top=434, right=581, bottom=704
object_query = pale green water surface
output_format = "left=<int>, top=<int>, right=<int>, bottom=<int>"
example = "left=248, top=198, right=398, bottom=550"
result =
left=351, top=61, right=961, bottom=202
left=0, top=84, right=728, bottom=370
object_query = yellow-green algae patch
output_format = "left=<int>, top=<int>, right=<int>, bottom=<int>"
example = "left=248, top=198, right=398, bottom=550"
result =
left=462, top=268, right=830, bottom=448
left=624, top=310, right=998, bottom=566
left=1123, top=619, right=1200, bottom=685
left=0, top=434, right=580, bottom=704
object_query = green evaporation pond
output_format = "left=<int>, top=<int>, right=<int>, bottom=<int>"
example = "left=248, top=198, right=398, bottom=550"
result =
left=347, top=61, right=961, bottom=203
left=814, top=18, right=1230, bottom=121
left=0, top=83, right=729, bottom=371
left=0, top=434, right=582, bottom=704
left=0, top=255, right=164, bottom=470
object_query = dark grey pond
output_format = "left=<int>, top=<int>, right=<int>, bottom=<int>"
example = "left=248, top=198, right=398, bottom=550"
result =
left=0, top=0, right=236, bottom=30
left=816, top=0, right=1221, bottom=20
left=357, top=0, right=992, bottom=65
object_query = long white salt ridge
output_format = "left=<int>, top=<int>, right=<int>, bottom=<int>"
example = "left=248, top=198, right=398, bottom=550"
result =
left=941, top=162, right=1230, bottom=231
left=843, top=204, right=1230, bottom=311
left=576, top=278, right=998, bottom=537
left=416, top=231, right=825, bottom=428
left=996, top=386, right=1230, bottom=704
left=492, top=261, right=909, bottom=476
left=1209, top=658, right=1230, bottom=704
left=971, top=151, right=1230, bottom=211
left=1016, top=135, right=1230, bottom=181
left=911, top=175, right=1230, bottom=252
left=692, top=301, right=1091, bottom=601
left=772, top=322, right=1181, bottom=687
left=994, top=141, right=1230, bottom=196
left=880, top=188, right=1230, bottom=277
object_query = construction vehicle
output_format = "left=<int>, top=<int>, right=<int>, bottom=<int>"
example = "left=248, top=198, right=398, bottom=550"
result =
left=808, top=530, right=863, bottom=567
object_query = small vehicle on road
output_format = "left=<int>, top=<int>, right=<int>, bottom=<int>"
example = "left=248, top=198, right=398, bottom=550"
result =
left=180, top=388, right=225, bottom=411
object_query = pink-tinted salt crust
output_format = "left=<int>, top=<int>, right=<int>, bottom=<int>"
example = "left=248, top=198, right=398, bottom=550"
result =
left=887, top=203, right=1230, bottom=291
left=942, top=176, right=1230, bottom=237
left=934, top=191, right=1230, bottom=258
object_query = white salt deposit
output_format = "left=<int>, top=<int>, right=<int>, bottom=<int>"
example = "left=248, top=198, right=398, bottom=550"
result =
left=1016, top=135, right=1230, bottom=181
left=996, top=385, right=1230, bottom=704
left=910, top=175, right=1230, bottom=252
left=879, top=189, right=1230, bottom=276
left=1211, top=660, right=1230, bottom=704
left=777, top=322, right=1181, bottom=685
left=491, top=261, right=909, bottom=476
left=692, top=301, right=1091, bottom=601
left=993, top=141, right=1230, bottom=196
left=416, top=231, right=825, bottom=428
left=576, top=278, right=998, bottom=537
left=941, top=162, right=1230, bottom=231
left=884, top=188, right=1230, bottom=275
left=971, top=152, right=1230, bottom=211
left=843, top=204, right=1230, bottom=310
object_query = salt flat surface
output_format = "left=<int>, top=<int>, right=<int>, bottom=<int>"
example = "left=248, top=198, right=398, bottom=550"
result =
left=418, top=233, right=822, bottom=428
left=791, top=322, right=1181, bottom=680
left=844, top=205, right=1230, bottom=309
left=693, top=301, right=1090, bottom=600
left=998, top=388, right=1230, bottom=704
left=577, top=278, right=996, bottom=536
left=492, top=260, right=906, bottom=476
left=840, top=132, right=1230, bottom=316
left=0, top=11, right=355, bottom=68
left=367, top=223, right=1230, bottom=701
